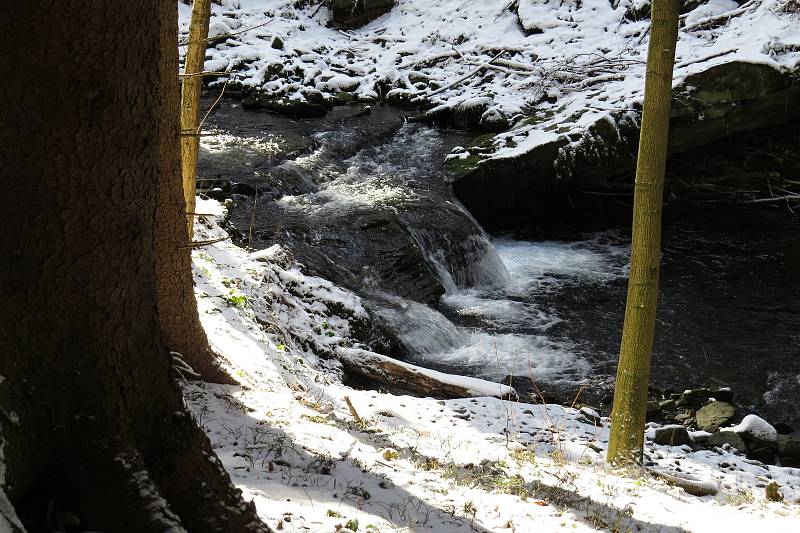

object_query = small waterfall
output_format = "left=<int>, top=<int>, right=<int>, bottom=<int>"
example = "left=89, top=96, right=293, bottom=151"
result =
left=367, top=291, right=589, bottom=382
left=404, top=217, right=511, bottom=294
left=329, top=120, right=511, bottom=294
left=370, top=295, right=466, bottom=356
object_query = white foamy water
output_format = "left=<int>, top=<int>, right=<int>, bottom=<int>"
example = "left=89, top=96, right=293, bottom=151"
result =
left=373, top=296, right=464, bottom=356
left=200, top=130, right=286, bottom=156
left=494, top=236, right=630, bottom=291
left=394, top=233, right=629, bottom=382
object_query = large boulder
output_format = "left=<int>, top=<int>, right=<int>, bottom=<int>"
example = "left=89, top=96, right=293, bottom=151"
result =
left=328, top=0, right=395, bottom=29
left=451, top=62, right=800, bottom=231
left=723, top=414, right=779, bottom=448
left=709, top=430, right=747, bottom=452
left=415, top=98, right=510, bottom=132
left=778, top=434, right=800, bottom=467
left=668, top=62, right=800, bottom=153
left=654, top=425, right=693, bottom=446
left=695, top=401, right=736, bottom=432
left=716, top=414, right=779, bottom=462
left=232, top=199, right=448, bottom=305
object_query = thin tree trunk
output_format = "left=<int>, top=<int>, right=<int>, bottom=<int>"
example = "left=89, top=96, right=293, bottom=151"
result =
left=0, top=2, right=266, bottom=530
left=159, top=0, right=234, bottom=385
left=607, top=0, right=680, bottom=464
left=181, top=0, right=212, bottom=236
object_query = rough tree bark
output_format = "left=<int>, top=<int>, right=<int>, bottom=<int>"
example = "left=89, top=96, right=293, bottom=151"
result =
left=0, top=2, right=267, bottom=531
left=181, top=0, right=212, bottom=236
left=607, top=0, right=680, bottom=464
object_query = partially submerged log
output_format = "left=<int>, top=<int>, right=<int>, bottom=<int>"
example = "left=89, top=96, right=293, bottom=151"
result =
left=337, top=348, right=516, bottom=399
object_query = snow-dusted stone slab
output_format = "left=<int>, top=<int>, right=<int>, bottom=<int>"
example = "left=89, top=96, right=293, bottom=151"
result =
left=337, top=347, right=515, bottom=399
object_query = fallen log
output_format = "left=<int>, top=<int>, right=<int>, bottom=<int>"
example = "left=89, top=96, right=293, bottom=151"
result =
left=647, top=467, right=719, bottom=497
left=337, top=347, right=516, bottom=399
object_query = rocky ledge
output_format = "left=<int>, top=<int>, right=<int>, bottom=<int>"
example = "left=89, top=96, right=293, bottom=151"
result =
left=450, top=61, right=800, bottom=231
left=645, top=386, right=800, bottom=467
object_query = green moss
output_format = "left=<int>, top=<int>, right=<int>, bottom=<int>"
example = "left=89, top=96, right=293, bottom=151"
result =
left=333, top=91, right=357, bottom=104
left=471, top=132, right=496, bottom=146
left=445, top=154, right=482, bottom=177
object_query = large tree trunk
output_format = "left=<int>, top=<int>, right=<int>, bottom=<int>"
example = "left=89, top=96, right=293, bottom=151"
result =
left=607, top=0, right=680, bottom=464
left=0, top=2, right=267, bottom=531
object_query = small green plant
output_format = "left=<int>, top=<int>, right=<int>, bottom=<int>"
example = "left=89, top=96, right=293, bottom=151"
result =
left=463, top=500, right=477, bottom=519
left=382, top=448, right=399, bottom=461
left=496, top=474, right=531, bottom=499
left=226, top=289, right=247, bottom=309
left=326, top=509, right=342, bottom=518
left=718, top=488, right=755, bottom=506
left=301, top=414, right=328, bottom=424
left=344, top=518, right=359, bottom=531
left=510, top=447, right=537, bottom=465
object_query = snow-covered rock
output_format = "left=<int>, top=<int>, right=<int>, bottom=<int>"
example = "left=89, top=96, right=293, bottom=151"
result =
left=515, top=0, right=564, bottom=35
left=684, top=0, right=739, bottom=27
left=722, top=414, right=779, bottom=446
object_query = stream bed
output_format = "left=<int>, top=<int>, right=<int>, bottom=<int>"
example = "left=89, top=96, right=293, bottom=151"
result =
left=199, top=98, right=800, bottom=427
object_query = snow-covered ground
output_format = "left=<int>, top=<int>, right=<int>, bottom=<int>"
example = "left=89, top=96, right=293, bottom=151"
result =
left=179, top=0, right=800, bottom=164
left=186, top=198, right=800, bottom=532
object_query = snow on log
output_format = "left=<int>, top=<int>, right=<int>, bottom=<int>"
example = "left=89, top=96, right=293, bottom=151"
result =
left=648, top=467, right=720, bottom=497
left=337, top=348, right=515, bottom=399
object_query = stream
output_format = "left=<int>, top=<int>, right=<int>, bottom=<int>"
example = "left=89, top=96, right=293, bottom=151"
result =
left=199, top=98, right=800, bottom=427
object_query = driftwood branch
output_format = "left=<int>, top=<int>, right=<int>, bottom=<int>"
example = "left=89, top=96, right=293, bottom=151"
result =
left=413, top=50, right=506, bottom=102
left=745, top=194, right=800, bottom=203
left=682, top=0, right=759, bottom=32
left=182, top=236, right=231, bottom=249
left=343, top=396, right=363, bottom=425
left=647, top=467, right=719, bottom=496
left=179, top=20, right=274, bottom=46
left=674, top=49, right=736, bottom=69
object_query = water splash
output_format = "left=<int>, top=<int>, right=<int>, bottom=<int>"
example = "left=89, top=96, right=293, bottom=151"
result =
left=406, top=227, right=511, bottom=293
left=372, top=295, right=465, bottom=356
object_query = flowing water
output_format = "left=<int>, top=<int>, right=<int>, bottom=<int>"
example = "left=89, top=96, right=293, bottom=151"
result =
left=200, top=99, right=800, bottom=426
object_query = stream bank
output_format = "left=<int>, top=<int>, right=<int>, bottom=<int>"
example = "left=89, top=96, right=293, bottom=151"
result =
left=197, top=96, right=800, bottom=431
